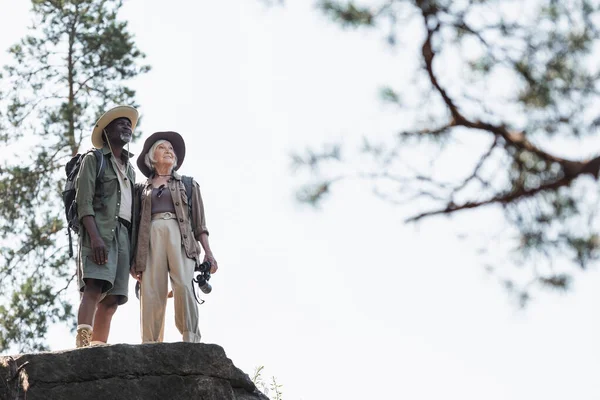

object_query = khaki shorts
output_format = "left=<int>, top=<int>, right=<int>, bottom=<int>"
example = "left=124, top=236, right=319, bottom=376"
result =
left=78, top=220, right=131, bottom=305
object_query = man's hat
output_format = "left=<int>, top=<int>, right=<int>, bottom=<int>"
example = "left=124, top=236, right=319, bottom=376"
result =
left=137, top=131, right=186, bottom=178
left=91, top=105, right=139, bottom=149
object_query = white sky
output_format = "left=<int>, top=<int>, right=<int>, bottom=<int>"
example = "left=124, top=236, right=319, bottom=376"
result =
left=1, top=1, right=600, bottom=399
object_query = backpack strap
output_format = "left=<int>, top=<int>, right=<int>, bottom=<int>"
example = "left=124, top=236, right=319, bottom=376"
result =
left=181, top=175, right=194, bottom=233
left=91, top=149, right=106, bottom=200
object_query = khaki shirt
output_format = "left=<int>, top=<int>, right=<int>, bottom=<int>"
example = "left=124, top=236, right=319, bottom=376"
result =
left=76, top=145, right=137, bottom=253
left=134, top=172, right=209, bottom=272
left=110, top=156, right=133, bottom=222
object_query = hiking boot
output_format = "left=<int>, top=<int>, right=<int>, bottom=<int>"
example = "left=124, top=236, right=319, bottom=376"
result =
left=76, top=326, right=92, bottom=348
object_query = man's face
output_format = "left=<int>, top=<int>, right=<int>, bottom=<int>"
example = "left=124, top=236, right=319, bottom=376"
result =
left=104, top=117, right=132, bottom=145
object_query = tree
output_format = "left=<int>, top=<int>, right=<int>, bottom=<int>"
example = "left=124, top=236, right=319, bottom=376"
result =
left=290, top=0, right=600, bottom=305
left=0, top=0, right=149, bottom=353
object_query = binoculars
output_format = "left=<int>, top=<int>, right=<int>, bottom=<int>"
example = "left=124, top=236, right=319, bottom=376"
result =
left=193, top=260, right=212, bottom=295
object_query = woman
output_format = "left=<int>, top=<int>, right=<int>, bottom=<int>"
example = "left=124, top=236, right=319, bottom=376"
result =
left=132, top=131, right=218, bottom=343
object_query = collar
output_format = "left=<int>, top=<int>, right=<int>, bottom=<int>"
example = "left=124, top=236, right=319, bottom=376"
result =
left=101, top=144, right=134, bottom=160
left=144, top=170, right=182, bottom=187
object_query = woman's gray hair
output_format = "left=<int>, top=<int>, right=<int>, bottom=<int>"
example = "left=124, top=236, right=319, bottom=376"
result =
left=144, top=139, right=178, bottom=174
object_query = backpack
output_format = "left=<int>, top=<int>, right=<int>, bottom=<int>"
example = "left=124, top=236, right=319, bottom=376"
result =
left=62, top=149, right=106, bottom=257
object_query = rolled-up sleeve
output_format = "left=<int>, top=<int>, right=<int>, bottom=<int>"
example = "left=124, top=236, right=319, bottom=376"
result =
left=75, top=152, right=98, bottom=220
left=191, top=180, right=209, bottom=240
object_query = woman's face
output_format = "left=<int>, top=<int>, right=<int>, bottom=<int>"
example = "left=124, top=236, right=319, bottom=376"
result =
left=153, top=141, right=176, bottom=169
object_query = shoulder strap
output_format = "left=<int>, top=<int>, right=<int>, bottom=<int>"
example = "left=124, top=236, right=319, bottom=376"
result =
left=91, top=149, right=105, bottom=179
left=181, top=176, right=194, bottom=231
left=182, top=175, right=193, bottom=203
left=91, top=149, right=106, bottom=204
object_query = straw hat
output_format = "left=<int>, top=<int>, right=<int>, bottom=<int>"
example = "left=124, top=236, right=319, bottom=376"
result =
left=91, top=105, right=139, bottom=149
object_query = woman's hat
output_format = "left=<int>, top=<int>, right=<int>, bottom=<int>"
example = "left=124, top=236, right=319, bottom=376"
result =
left=137, top=131, right=186, bottom=177
left=91, top=105, right=139, bottom=149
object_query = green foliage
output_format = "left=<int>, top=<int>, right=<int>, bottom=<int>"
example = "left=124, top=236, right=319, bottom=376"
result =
left=318, top=1, right=374, bottom=27
left=379, top=86, right=401, bottom=105
left=0, top=0, right=149, bottom=353
left=291, top=0, right=600, bottom=304
left=252, top=366, right=284, bottom=400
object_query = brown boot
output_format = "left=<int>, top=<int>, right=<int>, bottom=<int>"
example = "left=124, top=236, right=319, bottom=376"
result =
left=76, top=325, right=92, bottom=348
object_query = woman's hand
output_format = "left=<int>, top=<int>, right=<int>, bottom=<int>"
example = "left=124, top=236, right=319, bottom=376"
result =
left=130, top=264, right=142, bottom=282
left=204, top=252, right=218, bottom=274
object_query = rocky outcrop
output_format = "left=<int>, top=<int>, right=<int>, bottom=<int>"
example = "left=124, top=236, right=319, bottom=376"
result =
left=0, top=342, right=269, bottom=400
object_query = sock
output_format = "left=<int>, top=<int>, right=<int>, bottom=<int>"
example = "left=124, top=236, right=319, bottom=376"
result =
left=77, top=324, right=92, bottom=331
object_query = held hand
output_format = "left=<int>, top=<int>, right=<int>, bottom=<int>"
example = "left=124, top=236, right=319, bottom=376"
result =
left=90, top=236, right=108, bottom=265
left=204, top=253, right=218, bottom=274
left=130, top=265, right=142, bottom=282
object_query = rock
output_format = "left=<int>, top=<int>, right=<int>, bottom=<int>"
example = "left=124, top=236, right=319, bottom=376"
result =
left=0, top=342, right=269, bottom=400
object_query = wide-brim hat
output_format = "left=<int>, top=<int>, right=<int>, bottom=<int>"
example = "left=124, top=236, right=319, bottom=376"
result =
left=137, top=131, right=186, bottom=177
left=91, top=105, right=139, bottom=149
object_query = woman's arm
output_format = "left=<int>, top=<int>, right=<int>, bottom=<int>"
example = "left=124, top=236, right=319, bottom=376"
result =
left=191, top=180, right=217, bottom=273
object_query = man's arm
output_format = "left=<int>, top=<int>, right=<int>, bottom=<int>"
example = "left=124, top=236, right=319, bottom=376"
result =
left=76, top=153, right=107, bottom=264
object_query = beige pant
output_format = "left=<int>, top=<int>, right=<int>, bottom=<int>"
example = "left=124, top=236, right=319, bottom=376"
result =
left=140, top=217, right=201, bottom=343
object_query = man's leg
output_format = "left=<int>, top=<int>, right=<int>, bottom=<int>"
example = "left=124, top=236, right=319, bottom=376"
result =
left=77, top=279, right=104, bottom=347
left=78, top=279, right=104, bottom=325
left=92, top=221, right=131, bottom=344
left=92, top=295, right=120, bottom=343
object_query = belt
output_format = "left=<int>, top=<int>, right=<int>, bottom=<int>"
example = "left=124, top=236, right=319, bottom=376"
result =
left=118, top=217, right=131, bottom=230
left=151, top=211, right=177, bottom=221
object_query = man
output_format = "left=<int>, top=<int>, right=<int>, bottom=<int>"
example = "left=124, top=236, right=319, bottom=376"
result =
left=75, top=105, right=138, bottom=348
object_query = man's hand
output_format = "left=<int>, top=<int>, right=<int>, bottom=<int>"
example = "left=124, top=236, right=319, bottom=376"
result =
left=204, top=252, right=218, bottom=274
left=90, top=236, right=108, bottom=265
left=81, top=216, right=107, bottom=265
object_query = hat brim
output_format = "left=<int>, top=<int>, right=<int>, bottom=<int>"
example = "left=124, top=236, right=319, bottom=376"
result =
left=91, top=106, right=139, bottom=149
left=137, top=131, right=186, bottom=178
